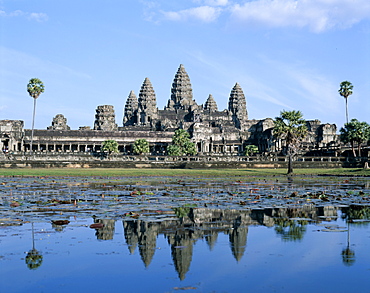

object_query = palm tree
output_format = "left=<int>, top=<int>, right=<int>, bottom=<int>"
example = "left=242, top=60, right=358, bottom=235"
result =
left=27, top=78, right=45, bottom=152
left=273, top=110, right=307, bottom=174
left=338, top=81, right=353, bottom=124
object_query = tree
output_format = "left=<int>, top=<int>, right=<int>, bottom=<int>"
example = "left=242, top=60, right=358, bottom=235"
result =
left=338, top=81, right=353, bottom=124
left=167, top=145, right=183, bottom=156
left=167, top=129, right=197, bottom=156
left=340, top=119, right=370, bottom=157
left=102, top=140, right=119, bottom=154
left=27, top=78, right=44, bottom=152
left=133, top=139, right=150, bottom=155
left=244, top=145, right=258, bottom=156
left=273, top=110, right=307, bottom=175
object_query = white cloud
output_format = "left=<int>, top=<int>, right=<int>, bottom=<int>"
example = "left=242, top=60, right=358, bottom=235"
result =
left=0, top=9, right=48, bottom=22
left=162, top=6, right=222, bottom=22
left=198, top=0, right=229, bottom=6
left=140, top=1, right=160, bottom=22
left=28, top=12, right=48, bottom=22
left=144, top=0, right=370, bottom=31
left=230, top=0, right=370, bottom=32
left=8, top=10, right=25, bottom=17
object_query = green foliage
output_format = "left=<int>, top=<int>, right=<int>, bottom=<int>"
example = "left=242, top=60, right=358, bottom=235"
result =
left=167, top=145, right=183, bottom=156
left=102, top=140, right=119, bottom=153
left=274, top=110, right=307, bottom=143
left=274, top=219, right=307, bottom=242
left=173, top=206, right=191, bottom=218
left=182, top=139, right=197, bottom=155
left=172, top=129, right=190, bottom=146
left=274, top=110, right=307, bottom=174
left=342, top=247, right=356, bottom=266
left=173, top=204, right=197, bottom=218
left=340, top=119, right=370, bottom=157
left=345, top=205, right=370, bottom=221
left=133, top=139, right=150, bottom=155
left=25, top=249, right=43, bottom=270
left=244, top=145, right=258, bottom=156
left=27, top=78, right=45, bottom=99
left=167, top=129, right=197, bottom=156
left=338, top=81, right=353, bottom=99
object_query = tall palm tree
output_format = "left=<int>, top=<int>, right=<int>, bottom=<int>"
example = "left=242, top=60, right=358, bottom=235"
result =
left=338, top=81, right=353, bottom=124
left=27, top=78, right=44, bottom=152
left=274, top=110, right=307, bottom=174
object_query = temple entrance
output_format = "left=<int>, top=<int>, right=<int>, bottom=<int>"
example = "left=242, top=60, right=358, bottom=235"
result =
left=2, top=138, right=9, bottom=153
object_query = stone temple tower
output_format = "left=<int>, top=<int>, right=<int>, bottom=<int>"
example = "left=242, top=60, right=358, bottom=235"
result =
left=94, top=105, right=118, bottom=131
left=47, top=114, right=70, bottom=130
left=204, top=94, right=218, bottom=112
left=166, top=64, right=197, bottom=111
left=228, top=83, right=248, bottom=129
left=123, top=90, right=138, bottom=126
left=138, top=77, right=158, bottom=125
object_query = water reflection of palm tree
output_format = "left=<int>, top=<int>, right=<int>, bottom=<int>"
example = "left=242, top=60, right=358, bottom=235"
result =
left=274, top=219, right=307, bottom=241
left=25, top=222, right=43, bottom=270
left=342, top=216, right=355, bottom=266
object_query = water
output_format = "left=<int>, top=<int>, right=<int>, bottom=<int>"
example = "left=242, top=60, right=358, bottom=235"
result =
left=1, top=175, right=370, bottom=292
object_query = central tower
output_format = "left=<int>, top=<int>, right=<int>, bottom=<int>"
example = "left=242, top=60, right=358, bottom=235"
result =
left=166, top=64, right=197, bottom=111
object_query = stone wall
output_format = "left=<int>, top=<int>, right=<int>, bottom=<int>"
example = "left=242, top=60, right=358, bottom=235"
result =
left=0, top=152, right=365, bottom=169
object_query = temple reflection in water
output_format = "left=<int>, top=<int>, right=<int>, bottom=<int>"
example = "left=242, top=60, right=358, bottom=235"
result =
left=92, top=205, right=359, bottom=280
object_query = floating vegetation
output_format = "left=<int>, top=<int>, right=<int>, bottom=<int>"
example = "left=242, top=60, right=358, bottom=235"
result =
left=0, top=175, right=369, bottom=224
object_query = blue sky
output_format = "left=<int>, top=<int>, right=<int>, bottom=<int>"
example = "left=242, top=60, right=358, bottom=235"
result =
left=1, top=0, right=369, bottom=130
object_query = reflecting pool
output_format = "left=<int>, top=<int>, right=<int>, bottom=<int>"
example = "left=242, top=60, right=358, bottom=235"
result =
left=1, top=175, right=370, bottom=292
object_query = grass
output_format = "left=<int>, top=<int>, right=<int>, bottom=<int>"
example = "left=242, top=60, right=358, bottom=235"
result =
left=0, top=167, right=368, bottom=177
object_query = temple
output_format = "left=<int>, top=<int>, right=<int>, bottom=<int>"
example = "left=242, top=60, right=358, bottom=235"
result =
left=0, top=64, right=338, bottom=155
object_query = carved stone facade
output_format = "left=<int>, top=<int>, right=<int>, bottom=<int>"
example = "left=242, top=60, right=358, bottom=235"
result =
left=0, top=120, right=23, bottom=152
left=165, top=64, right=196, bottom=111
left=47, top=114, right=70, bottom=131
left=0, top=64, right=340, bottom=155
left=137, top=78, right=158, bottom=126
left=94, top=105, right=118, bottom=131
left=123, top=90, right=138, bottom=126
left=204, top=94, right=218, bottom=112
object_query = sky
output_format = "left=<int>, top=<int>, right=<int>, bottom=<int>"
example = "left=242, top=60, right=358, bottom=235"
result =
left=1, top=0, right=369, bottom=131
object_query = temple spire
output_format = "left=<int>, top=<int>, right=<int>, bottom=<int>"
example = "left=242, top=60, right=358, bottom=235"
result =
left=228, top=83, right=248, bottom=129
left=138, top=78, right=158, bottom=125
left=166, top=64, right=196, bottom=111
left=204, top=94, right=218, bottom=112
left=123, top=90, right=138, bottom=126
